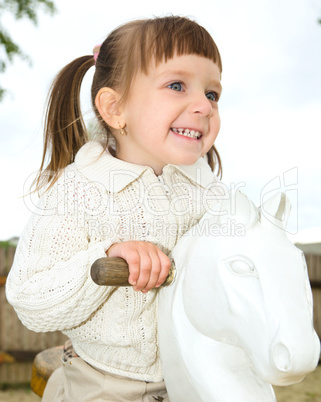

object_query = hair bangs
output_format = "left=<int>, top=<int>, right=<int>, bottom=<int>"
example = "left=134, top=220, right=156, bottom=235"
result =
left=139, top=17, right=222, bottom=75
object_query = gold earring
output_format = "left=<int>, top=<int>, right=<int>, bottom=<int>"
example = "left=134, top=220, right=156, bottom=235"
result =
left=118, top=122, right=125, bottom=136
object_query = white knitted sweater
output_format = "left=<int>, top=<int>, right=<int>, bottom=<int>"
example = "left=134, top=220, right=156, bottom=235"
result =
left=6, top=140, right=221, bottom=382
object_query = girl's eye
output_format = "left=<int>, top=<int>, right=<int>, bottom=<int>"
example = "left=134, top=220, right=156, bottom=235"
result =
left=206, top=91, right=218, bottom=102
left=168, top=82, right=183, bottom=91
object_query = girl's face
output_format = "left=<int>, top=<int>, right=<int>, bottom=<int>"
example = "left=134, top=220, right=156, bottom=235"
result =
left=118, top=54, right=222, bottom=175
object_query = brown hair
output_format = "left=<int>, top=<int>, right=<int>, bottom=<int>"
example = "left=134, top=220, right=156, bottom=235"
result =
left=35, top=16, right=222, bottom=191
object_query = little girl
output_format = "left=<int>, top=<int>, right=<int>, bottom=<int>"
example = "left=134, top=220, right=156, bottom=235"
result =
left=6, top=16, right=223, bottom=401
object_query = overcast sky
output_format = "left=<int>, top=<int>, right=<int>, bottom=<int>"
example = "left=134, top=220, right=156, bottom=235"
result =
left=1, top=0, right=321, bottom=242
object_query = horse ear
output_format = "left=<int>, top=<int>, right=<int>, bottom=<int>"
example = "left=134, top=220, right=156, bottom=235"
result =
left=218, top=190, right=258, bottom=228
left=260, top=192, right=291, bottom=230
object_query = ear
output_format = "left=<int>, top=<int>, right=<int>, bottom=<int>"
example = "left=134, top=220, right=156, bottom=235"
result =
left=95, top=88, right=125, bottom=129
left=260, top=192, right=291, bottom=230
left=218, top=190, right=258, bottom=229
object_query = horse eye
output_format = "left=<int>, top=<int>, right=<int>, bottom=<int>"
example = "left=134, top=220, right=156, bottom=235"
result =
left=225, top=256, right=257, bottom=277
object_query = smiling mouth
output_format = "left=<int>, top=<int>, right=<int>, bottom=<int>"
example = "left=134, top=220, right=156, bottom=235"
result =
left=171, top=128, right=202, bottom=139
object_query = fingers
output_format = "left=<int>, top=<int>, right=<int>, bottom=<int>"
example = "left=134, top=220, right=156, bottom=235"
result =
left=139, top=251, right=172, bottom=292
left=138, top=250, right=161, bottom=293
left=127, top=245, right=170, bottom=293
left=155, top=251, right=172, bottom=288
left=106, top=241, right=171, bottom=292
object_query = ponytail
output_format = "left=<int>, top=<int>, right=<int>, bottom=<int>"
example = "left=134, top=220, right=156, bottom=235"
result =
left=34, top=55, right=94, bottom=192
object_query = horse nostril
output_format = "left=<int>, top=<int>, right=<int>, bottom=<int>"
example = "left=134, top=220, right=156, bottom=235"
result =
left=271, top=342, right=291, bottom=371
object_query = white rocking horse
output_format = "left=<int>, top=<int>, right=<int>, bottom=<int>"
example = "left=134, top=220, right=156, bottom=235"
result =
left=158, top=191, right=320, bottom=402
left=30, top=191, right=321, bottom=399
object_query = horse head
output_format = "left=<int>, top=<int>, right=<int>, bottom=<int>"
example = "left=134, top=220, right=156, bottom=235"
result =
left=177, top=190, right=320, bottom=386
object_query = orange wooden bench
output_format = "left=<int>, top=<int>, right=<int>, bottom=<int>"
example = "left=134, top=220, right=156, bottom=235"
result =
left=31, top=346, right=63, bottom=397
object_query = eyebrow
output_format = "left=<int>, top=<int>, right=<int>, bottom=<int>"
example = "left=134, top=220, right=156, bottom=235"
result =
left=157, top=69, right=222, bottom=92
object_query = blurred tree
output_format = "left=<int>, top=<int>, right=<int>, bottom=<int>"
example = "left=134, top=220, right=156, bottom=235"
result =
left=0, top=0, right=56, bottom=101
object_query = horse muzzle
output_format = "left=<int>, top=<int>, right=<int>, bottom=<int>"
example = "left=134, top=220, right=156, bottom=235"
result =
left=267, top=332, right=320, bottom=386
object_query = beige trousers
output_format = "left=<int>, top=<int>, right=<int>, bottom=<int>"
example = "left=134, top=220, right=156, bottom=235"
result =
left=42, top=355, right=169, bottom=402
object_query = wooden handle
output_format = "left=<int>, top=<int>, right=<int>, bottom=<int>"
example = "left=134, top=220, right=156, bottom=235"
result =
left=91, top=257, right=175, bottom=287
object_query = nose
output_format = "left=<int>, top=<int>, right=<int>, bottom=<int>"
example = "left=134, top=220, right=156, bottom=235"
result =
left=270, top=331, right=320, bottom=377
left=190, top=94, right=213, bottom=118
left=271, top=342, right=291, bottom=372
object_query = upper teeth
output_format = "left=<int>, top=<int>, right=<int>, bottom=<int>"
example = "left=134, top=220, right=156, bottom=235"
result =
left=172, top=128, right=201, bottom=139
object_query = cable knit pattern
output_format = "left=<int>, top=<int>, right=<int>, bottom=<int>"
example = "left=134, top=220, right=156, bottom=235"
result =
left=6, top=140, right=222, bottom=382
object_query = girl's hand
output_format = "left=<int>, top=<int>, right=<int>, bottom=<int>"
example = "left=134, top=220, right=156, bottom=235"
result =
left=106, top=241, right=171, bottom=293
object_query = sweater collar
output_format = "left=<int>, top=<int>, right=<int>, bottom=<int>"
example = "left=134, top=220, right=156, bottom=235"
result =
left=74, top=140, right=216, bottom=192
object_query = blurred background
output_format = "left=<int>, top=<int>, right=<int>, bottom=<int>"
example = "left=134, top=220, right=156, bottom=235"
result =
left=0, top=0, right=321, bottom=242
